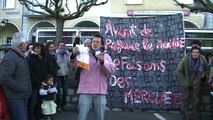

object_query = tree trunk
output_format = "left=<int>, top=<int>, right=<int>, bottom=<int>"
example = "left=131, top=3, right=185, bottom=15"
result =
left=55, top=19, right=65, bottom=45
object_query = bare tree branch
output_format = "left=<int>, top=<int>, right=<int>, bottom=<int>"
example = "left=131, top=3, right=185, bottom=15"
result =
left=206, top=0, right=213, bottom=5
left=18, top=0, right=109, bottom=44
left=19, top=0, right=108, bottom=19
left=174, top=0, right=213, bottom=13
left=64, top=0, right=71, bottom=16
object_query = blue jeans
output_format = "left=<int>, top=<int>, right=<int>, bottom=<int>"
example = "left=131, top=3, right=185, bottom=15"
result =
left=6, top=98, right=28, bottom=120
left=78, top=94, right=106, bottom=120
left=56, top=76, right=68, bottom=108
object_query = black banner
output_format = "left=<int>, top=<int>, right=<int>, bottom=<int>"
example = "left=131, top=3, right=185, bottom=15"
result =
left=100, top=13, right=185, bottom=110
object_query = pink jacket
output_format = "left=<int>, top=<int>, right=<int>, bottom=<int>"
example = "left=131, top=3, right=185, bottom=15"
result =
left=71, top=52, right=115, bottom=94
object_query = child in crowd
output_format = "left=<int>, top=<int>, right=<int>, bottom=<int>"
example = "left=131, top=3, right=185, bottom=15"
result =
left=39, top=74, right=58, bottom=120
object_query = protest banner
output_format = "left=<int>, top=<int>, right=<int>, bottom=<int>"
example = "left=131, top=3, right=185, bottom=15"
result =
left=100, top=13, right=185, bottom=110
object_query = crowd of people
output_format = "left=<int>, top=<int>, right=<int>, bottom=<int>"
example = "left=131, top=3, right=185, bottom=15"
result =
left=0, top=31, right=213, bottom=120
left=0, top=32, right=115, bottom=120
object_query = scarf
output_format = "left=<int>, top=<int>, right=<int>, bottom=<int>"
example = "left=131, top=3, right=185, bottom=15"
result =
left=47, top=51, right=57, bottom=62
left=189, top=54, right=205, bottom=78
left=11, top=46, right=25, bottom=58
left=57, top=49, right=68, bottom=61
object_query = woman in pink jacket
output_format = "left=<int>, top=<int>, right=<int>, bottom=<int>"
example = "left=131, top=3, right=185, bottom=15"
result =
left=70, top=34, right=115, bottom=120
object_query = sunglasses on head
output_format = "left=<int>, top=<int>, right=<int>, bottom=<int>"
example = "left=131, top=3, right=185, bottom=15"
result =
left=192, top=44, right=200, bottom=48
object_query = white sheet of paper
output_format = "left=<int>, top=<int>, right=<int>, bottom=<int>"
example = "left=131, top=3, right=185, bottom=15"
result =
left=48, top=87, right=57, bottom=93
left=76, top=44, right=89, bottom=70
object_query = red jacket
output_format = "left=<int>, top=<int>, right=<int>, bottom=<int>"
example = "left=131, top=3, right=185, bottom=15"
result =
left=0, top=86, right=9, bottom=120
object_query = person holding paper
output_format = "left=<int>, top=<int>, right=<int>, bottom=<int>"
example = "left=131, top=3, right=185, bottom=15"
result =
left=70, top=34, right=115, bottom=120
left=39, top=74, right=57, bottom=120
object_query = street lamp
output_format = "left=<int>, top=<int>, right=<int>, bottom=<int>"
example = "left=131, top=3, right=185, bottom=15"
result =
left=0, top=21, right=5, bottom=27
left=0, top=19, right=9, bottom=45
left=0, top=19, right=8, bottom=27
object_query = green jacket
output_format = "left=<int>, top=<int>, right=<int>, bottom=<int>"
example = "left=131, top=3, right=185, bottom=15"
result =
left=176, top=53, right=209, bottom=89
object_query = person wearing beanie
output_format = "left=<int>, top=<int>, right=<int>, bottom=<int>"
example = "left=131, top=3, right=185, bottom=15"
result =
left=84, top=39, right=91, bottom=48
left=177, top=44, right=209, bottom=120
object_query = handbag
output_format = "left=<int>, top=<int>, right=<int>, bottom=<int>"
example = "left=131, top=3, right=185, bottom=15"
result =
left=0, top=86, right=9, bottom=120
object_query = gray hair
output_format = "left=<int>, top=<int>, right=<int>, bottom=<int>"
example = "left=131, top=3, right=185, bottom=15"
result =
left=11, top=32, right=26, bottom=47
left=84, top=39, right=91, bottom=45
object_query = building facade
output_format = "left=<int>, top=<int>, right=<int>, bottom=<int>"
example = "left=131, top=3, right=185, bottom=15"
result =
left=0, top=0, right=212, bottom=50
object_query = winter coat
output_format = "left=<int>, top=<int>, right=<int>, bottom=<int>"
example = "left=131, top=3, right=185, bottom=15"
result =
left=56, top=49, right=71, bottom=76
left=28, top=53, right=48, bottom=89
left=46, top=53, right=60, bottom=76
left=0, top=49, right=32, bottom=98
left=176, top=53, right=209, bottom=89
left=39, top=82, right=57, bottom=101
left=70, top=50, right=115, bottom=94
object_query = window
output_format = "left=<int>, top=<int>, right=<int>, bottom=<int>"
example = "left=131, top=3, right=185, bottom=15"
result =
left=124, top=0, right=143, bottom=5
left=3, top=0, right=15, bottom=9
left=35, top=28, right=99, bottom=47
left=174, top=0, right=193, bottom=5
left=185, top=30, right=213, bottom=50
left=37, top=31, right=76, bottom=45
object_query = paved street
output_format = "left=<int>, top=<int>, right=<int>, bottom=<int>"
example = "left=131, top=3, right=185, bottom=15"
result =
left=51, top=108, right=212, bottom=120
left=52, top=109, right=180, bottom=120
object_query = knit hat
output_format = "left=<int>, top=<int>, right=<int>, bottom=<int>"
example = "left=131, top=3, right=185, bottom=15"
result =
left=84, top=39, right=91, bottom=44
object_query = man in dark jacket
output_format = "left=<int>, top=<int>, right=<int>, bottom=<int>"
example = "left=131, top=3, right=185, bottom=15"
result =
left=0, top=32, right=32, bottom=120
